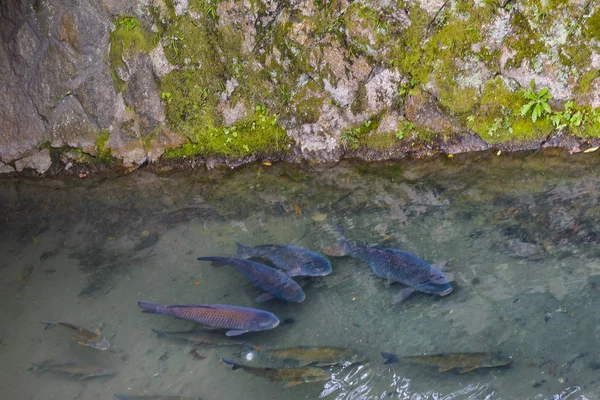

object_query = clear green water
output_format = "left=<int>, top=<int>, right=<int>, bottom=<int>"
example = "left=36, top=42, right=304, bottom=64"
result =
left=0, top=153, right=598, bottom=400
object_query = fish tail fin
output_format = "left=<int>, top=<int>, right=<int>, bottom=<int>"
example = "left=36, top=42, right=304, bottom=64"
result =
left=138, top=301, right=162, bottom=314
left=381, top=352, right=400, bottom=364
left=222, top=357, right=242, bottom=370
left=197, top=256, right=228, bottom=268
left=151, top=328, right=166, bottom=338
left=39, top=320, right=57, bottom=330
left=324, top=225, right=354, bottom=256
left=234, top=240, right=252, bottom=258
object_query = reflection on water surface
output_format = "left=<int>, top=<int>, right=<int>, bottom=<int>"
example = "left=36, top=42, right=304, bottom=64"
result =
left=0, top=152, right=598, bottom=399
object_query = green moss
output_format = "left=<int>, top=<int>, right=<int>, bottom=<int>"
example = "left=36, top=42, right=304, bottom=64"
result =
left=161, top=67, right=292, bottom=158
left=503, top=11, right=546, bottom=69
left=351, top=83, right=368, bottom=115
left=341, top=113, right=384, bottom=150
left=584, top=9, right=600, bottom=40
left=577, top=70, right=599, bottom=95
left=294, top=81, right=325, bottom=124
left=438, top=86, right=479, bottom=115
left=95, top=130, right=112, bottom=161
left=563, top=42, right=591, bottom=71
left=164, top=105, right=292, bottom=158
left=468, top=77, right=553, bottom=142
left=188, top=0, right=220, bottom=20
left=108, top=16, right=158, bottom=92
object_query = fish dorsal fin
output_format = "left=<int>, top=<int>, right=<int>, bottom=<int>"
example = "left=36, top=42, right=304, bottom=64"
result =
left=438, top=366, right=454, bottom=372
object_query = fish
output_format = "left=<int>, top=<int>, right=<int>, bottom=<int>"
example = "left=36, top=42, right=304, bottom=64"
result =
left=151, top=328, right=244, bottom=346
left=263, top=346, right=366, bottom=366
left=31, top=361, right=115, bottom=380
left=114, top=395, right=199, bottom=400
left=235, top=241, right=332, bottom=277
left=221, top=358, right=330, bottom=388
left=328, top=226, right=453, bottom=301
left=380, top=352, right=512, bottom=373
left=138, top=302, right=280, bottom=336
left=197, top=256, right=305, bottom=303
left=40, top=321, right=110, bottom=350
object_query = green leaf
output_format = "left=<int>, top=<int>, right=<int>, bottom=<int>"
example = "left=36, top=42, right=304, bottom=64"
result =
left=532, top=105, right=540, bottom=122
left=530, top=79, right=536, bottom=90
left=538, top=87, right=548, bottom=97
left=542, top=102, right=551, bottom=114
left=520, top=102, right=534, bottom=116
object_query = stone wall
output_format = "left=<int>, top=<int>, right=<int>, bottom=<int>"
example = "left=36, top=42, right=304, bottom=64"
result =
left=1, top=0, right=599, bottom=174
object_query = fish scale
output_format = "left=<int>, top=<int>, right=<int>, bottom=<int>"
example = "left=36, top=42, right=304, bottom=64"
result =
left=333, top=226, right=453, bottom=298
left=138, top=302, right=280, bottom=336
left=265, top=346, right=366, bottom=366
left=222, top=358, right=330, bottom=386
left=197, top=257, right=305, bottom=303
left=235, top=242, right=332, bottom=277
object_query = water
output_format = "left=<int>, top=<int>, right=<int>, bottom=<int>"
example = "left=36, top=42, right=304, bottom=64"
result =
left=1, top=152, right=598, bottom=400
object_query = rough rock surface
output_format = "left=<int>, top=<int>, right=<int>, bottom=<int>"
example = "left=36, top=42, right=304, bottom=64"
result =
left=1, top=0, right=600, bottom=174
left=14, top=149, right=52, bottom=173
left=405, top=90, right=460, bottom=134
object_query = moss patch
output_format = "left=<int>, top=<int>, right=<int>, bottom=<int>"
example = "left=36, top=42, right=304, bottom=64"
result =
left=108, top=16, right=158, bottom=92
left=468, top=77, right=553, bottom=142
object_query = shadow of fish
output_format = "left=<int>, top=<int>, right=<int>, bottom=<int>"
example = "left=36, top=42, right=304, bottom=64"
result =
left=198, top=256, right=305, bottom=303
left=114, top=395, right=200, bottom=400
left=235, top=241, right=332, bottom=277
left=151, top=328, right=244, bottom=346
left=31, top=361, right=115, bottom=380
left=138, top=302, right=280, bottom=336
left=221, top=358, right=330, bottom=388
left=40, top=321, right=110, bottom=350
left=263, top=346, right=367, bottom=366
left=381, top=352, right=512, bottom=373
left=327, top=226, right=453, bottom=302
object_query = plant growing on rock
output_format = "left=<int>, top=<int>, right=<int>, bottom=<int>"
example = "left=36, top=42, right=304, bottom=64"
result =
left=550, top=101, right=582, bottom=130
left=520, top=79, right=553, bottom=123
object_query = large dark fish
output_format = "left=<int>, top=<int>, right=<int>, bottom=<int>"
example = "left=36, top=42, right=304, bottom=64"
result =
left=381, top=352, right=512, bottom=373
left=264, top=346, right=366, bottom=366
left=114, top=395, right=199, bottom=400
left=31, top=361, right=115, bottom=379
left=138, top=302, right=279, bottom=336
left=40, top=321, right=110, bottom=350
left=235, top=241, right=332, bottom=277
left=221, top=358, right=330, bottom=387
left=197, top=256, right=305, bottom=303
left=151, top=328, right=244, bottom=346
left=327, top=226, right=453, bottom=301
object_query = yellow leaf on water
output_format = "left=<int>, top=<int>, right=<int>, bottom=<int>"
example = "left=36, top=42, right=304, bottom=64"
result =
left=447, top=154, right=454, bottom=158
left=583, top=146, right=599, bottom=153
left=311, top=213, right=328, bottom=222
left=497, top=150, right=502, bottom=156
left=293, top=204, right=302, bottom=216
left=262, top=161, right=272, bottom=166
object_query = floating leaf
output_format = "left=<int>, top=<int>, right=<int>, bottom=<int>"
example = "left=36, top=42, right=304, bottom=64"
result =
left=311, top=213, right=328, bottom=222
left=583, top=146, right=599, bottom=153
